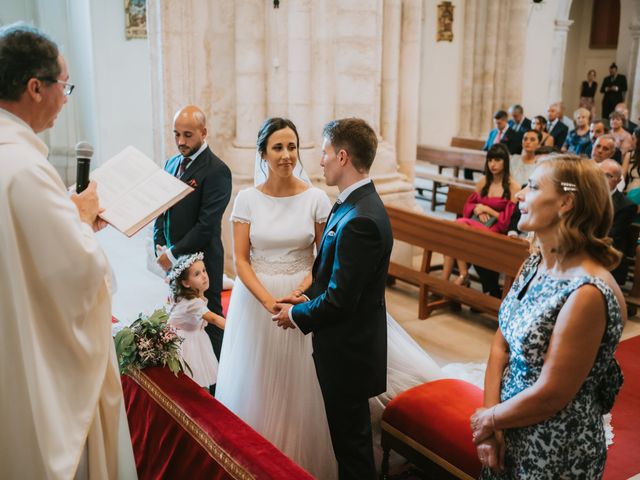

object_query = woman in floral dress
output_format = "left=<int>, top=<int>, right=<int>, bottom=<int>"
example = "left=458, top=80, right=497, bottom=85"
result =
left=470, top=155, right=626, bottom=479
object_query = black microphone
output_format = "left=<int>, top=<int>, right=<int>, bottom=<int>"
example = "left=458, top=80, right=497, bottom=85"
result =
left=75, top=141, right=94, bottom=193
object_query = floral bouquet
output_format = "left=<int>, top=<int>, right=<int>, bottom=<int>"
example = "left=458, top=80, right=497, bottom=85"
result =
left=114, top=308, right=188, bottom=376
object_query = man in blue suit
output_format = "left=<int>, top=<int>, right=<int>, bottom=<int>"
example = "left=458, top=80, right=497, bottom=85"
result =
left=273, top=118, right=393, bottom=480
left=482, top=110, right=521, bottom=154
left=154, top=105, right=232, bottom=359
left=465, top=110, right=521, bottom=179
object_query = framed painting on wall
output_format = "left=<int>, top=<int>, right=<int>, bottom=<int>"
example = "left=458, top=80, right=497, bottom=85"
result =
left=125, top=0, right=147, bottom=40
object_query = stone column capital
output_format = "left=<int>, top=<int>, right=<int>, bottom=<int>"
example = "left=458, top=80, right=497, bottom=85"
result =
left=554, top=19, right=574, bottom=31
left=629, top=24, right=640, bottom=37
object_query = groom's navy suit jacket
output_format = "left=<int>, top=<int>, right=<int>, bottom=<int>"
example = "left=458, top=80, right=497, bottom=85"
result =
left=292, top=182, right=393, bottom=399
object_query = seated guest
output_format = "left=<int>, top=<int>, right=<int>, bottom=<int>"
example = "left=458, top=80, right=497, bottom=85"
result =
left=609, top=111, right=634, bottom=156
left=562, top=107, right=591, bottom=156
left=547, top=102, right=569, bottom=148
left=599, top=160, right=636, bottom=285
left=510, top=129, right=541, bottom=186
left=624, top=127, right=640, bottom=207
left=442, top=144, right=519, bottom=290
left=557, top=101, right=576, bottom=130
left=584, top=118, right=608, bottom=158
left=471, top=155, right=625, bottom=479
left=615, top=102, right=637, bottom=135
left=483, top=110, right=522, bottom=155
left=532, top=115, right=555, bottom=147
left=508, top=104, right=531, bottom=135
left=591, top=134, right=618, bottom=164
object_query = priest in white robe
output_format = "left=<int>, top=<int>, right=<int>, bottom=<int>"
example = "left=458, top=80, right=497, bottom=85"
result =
left=0, top=24, right=136, bottom=479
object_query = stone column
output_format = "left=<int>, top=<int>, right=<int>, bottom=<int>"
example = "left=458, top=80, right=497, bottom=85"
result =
left=234, top=0, right=266, bottom=148
left=287, top=0, right=312, bottom=144
left=628, top=24, right=640, bottom=121
left=396, top=0, right=422, bottom=181
left=458, top=0, right=527, bottom=138
left=547, top=19, right=574, bottom=104
left=381, top=0, right=402, bottom=150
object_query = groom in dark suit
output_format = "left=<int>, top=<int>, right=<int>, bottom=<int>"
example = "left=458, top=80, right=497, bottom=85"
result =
left=273, top=118, right=393, bottom=479
left=154, top=105, right=232, bottom=359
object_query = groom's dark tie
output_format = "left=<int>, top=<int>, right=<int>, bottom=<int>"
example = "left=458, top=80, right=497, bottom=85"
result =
left=327, top=199, right=342, bottom=223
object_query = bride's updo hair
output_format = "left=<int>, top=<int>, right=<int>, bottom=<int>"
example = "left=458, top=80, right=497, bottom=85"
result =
left=257, top=117, right=300, bottom=158
left=539, top=154, right=621, bottom=270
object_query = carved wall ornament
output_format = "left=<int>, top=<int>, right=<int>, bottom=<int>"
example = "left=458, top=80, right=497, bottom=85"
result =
left=437, top=1, right=454, bottom=42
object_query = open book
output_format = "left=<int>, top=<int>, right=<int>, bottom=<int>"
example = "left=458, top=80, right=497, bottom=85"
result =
left=90, top=146, right=193, bottom=237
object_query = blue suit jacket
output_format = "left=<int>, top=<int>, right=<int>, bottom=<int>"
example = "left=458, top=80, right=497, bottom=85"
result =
left=483, top=126, right=522, bottom=154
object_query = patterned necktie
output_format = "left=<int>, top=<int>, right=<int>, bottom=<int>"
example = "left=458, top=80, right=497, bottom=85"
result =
left=177, top=157, right=192, bottom=177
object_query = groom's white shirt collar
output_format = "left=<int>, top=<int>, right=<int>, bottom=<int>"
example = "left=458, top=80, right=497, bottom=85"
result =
left=337, top=177, right=371, bottom=204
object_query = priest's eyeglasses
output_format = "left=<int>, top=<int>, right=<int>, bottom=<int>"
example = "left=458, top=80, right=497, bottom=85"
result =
left=38, top=77, right=75, bottom=96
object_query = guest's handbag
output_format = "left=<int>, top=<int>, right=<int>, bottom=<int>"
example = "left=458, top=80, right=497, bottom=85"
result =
left=470, top=214, right=497, bottom=228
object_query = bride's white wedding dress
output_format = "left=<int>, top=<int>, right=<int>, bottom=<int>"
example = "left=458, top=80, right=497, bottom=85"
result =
left=215, top=186, right=445, bottom=479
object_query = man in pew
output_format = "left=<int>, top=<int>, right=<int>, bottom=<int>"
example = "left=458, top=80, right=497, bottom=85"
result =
left=547, top=102, right=569, bottom=148
left=508, top=104, right=531, bottom=135
left=599, top=159, right=636, bottom=286
left=465, top=110, right=521, bottom=180
left=591, top=135, right=619, bottom=164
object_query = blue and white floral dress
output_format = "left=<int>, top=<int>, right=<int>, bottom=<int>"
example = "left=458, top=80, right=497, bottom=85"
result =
left=481, top=254, right=623, bottom=479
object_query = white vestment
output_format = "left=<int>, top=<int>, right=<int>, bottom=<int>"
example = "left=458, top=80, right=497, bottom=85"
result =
left=0, top=110, right=136, bottom=479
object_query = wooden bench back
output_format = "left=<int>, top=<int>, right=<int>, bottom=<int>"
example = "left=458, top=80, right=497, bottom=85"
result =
left=450, top=136, right=485, bottom=150
left=387, top=206, right=528, bottom=276
left=386, top=205, right=530, bottom=318
left=417, top=144, right=486, bottom=171
left=445, top=185, right=475, bottom=216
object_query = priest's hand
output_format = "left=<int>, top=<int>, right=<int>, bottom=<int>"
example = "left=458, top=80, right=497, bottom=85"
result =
left=70, top=181, right=100, bottom=227
left=92, top=208, right=108, bottom=232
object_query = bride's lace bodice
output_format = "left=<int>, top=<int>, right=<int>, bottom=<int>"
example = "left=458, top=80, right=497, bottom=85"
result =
left=230, top=187, right=332, bottom=275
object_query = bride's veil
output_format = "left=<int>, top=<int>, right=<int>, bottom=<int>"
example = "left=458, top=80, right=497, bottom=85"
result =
left=253, top=151, right=312, bottom=186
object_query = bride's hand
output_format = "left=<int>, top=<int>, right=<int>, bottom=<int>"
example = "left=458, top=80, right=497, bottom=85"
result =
left=262, top=297, right=278, bottom=314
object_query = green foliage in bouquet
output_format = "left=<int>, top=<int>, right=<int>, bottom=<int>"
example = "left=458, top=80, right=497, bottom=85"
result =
left=114, top=308, right=188, bottom=376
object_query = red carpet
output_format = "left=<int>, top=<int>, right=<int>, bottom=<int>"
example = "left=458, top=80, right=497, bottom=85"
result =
left=604, top=335, right=640, bottom=480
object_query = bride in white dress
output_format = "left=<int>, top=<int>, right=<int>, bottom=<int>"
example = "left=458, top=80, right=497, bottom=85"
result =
left=215, top=118, right=443, bottom=479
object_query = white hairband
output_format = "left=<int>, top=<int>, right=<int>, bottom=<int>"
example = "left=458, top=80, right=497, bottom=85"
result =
left=167, top=252, right=204, bottom=282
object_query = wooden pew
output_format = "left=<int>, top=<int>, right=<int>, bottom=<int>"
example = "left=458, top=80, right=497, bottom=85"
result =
left=416, top=144, right=486, bottom=177
left=386, top=205, right=530, bottom=319
left=414, top=164, right=475, bottom=210
left=415, top=145, right=485, bottom=210
left=450, top=136, right=485, bottom=151
left=444, top=185, right=475, bottom=216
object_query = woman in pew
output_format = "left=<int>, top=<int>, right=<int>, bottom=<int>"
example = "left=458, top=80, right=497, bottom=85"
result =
left=532, top=115, right=555, bottom=147
left=510, top=129, right=541, bottom=187
left=441, top=143, right=520, bottom=286
left=470, top=155, right=626, bottom=478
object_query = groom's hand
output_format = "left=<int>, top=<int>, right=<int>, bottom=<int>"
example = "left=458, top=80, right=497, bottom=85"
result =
left=271, top=303, right=296, bottom=329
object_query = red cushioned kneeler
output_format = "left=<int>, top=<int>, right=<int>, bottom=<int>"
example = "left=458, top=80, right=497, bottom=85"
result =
left=381, top=379, right=483, bottom=479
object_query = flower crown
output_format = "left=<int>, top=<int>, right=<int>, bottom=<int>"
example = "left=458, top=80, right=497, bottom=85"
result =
left=167, top=252, right=204, bottom=282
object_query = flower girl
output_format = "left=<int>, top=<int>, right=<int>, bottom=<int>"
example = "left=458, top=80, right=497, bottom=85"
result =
left=167, top=253, right=225, bottom=390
